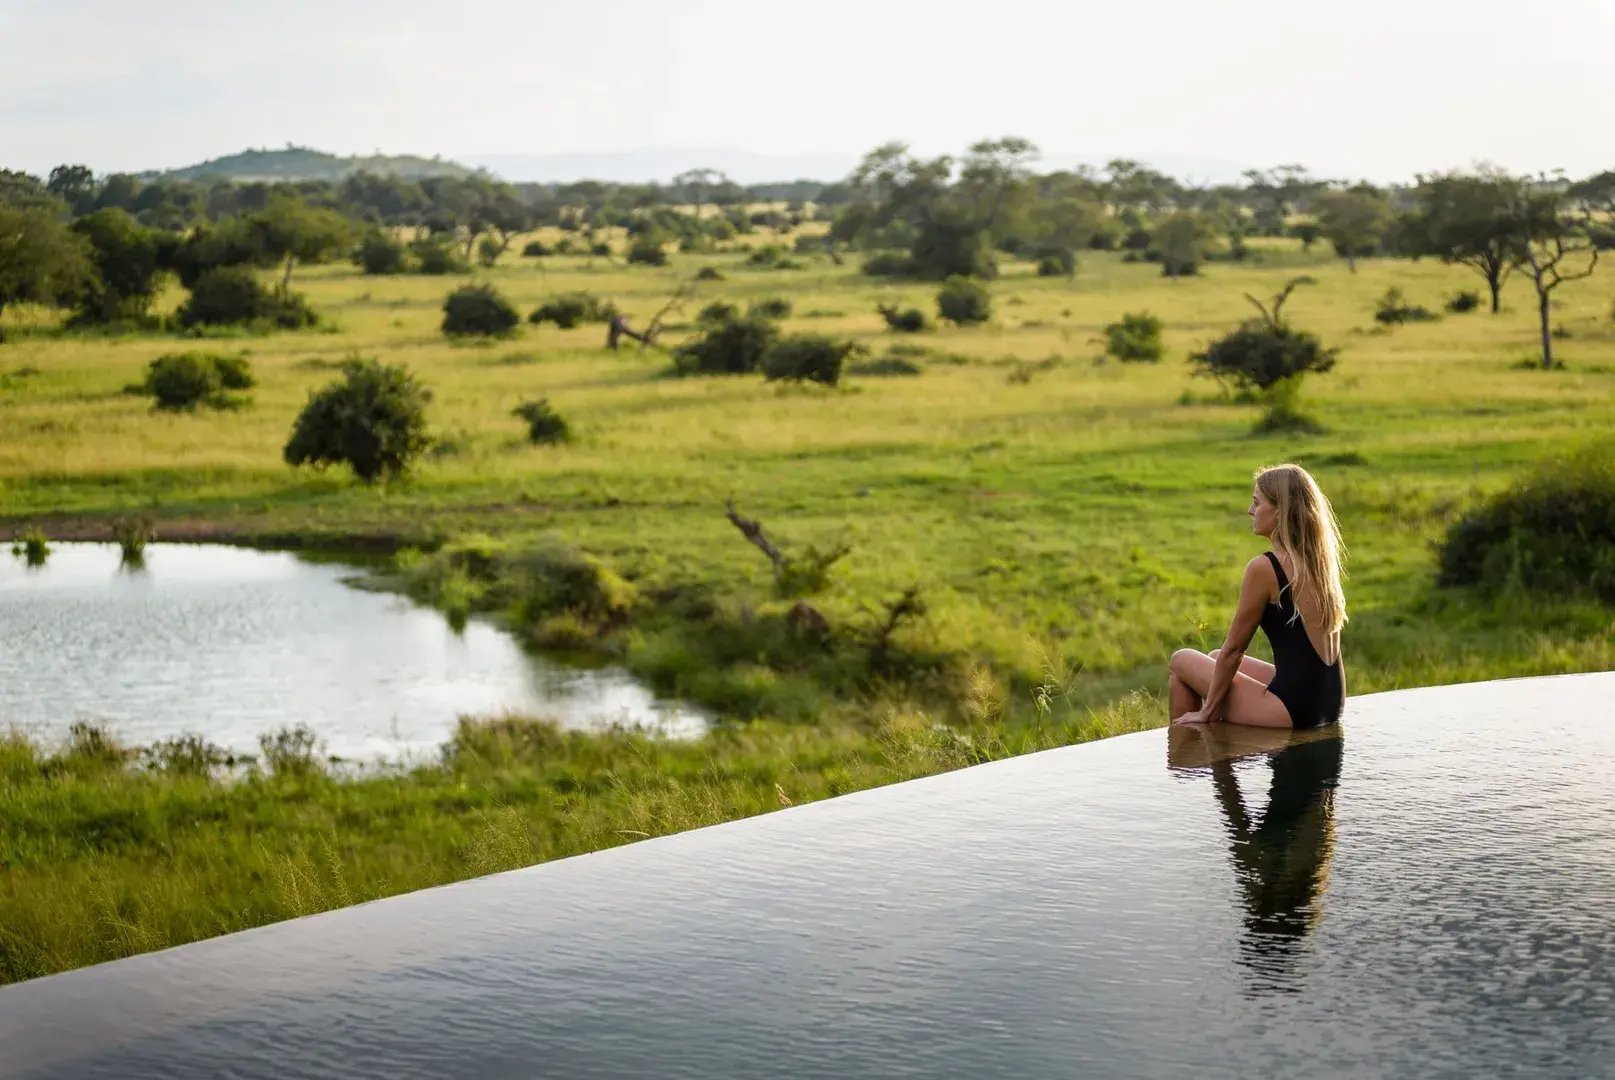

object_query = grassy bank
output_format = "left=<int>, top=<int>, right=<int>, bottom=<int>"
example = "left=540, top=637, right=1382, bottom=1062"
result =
left=2, top=234, right=1612, bottom=982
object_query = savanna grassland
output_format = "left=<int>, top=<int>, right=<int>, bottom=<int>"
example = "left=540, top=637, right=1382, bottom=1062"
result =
left=2, top=226, right=1612, bottom=983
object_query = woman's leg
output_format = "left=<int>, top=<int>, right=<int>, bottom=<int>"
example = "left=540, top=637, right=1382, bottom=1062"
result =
left=1210, top=647, right=1276, bottom=683
left=1168, top=649, right=1293, bottom=728
left=1169, top=670, right=1201, bottom=720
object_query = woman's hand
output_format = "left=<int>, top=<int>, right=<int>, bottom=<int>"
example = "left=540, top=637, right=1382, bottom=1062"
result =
left=1172, top=708, right=1213, bottom=726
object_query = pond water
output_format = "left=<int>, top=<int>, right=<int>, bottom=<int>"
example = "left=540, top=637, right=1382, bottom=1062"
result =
left=0, top=543, right=704, bottom=759
left=1, top=671, right=1611, bottom=1079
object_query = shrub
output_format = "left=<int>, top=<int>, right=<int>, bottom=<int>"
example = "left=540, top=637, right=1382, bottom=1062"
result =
left=1374, top=287, right=1438, bottom=325
left=1036, top=249, right=1077, bottom=277
left=521, top=239, right=551, bottom=257
left=508, top=537, right=636, bottom=628
left=877, top=303, right=928, bottom=332
left=442, top=283, right=519, bottom=336
left=476, top=235, right=503, bottom=268
left=529, top=292, right=616, bottom=329
left=1123, top=226, right=1153, bottom=251
left=793, top=234, right=825, bottom=255
left=410, top=238, right=468, bottom=275
left=748, top=297, right=792, bottom=320
left=513, top=398, right=570, bottom=444
left=283, top=358, right=431, bottom=483
left=1190, top=321, right=1338, bottom=393
left=177, top=266, right=316, bottom=329
left=763, top=334, right=859, bottom=386
left=147, top=734, right=228, bottom=776
left=355, top=231, right=407, bottom=275
left=862, top=251, right=913, bottom=277
left=1103, top=312, right=1164, bottom=363
left=11, top=527, right=49, bottom=567
left=698, top=301, right=740, bottom=326
left=111, top=514, right=154, bottom=563
left=590, top=242, right=612, bottom=257
left=626, top=236, right=668, bottom=266
left=140, top=352, right=254, bottom=410
left=1445, top=290, right=1481, bottom=314
left=936, top=276, right=991, bottom=326
left=695, top=266, right=724, bottom=281
left=259, top=725, right=321, bottom=778
left=1437, top=443, right=1615, bottom=601
left=673, top=314, right=780, bottom=376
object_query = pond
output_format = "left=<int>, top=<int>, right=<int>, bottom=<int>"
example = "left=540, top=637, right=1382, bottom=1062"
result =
left=0, top=543, right=705, bottom=760
left=1, top=671, right=1610, bottom=1078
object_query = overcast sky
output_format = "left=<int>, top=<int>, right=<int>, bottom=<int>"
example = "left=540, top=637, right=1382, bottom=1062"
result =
left=3, top=0, right=1612, bottom=183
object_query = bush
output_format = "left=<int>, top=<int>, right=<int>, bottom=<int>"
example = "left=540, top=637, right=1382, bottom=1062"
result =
left=1436, top=443, right=1615, bottom=601
left=11, top=527, right=50, bottom=567
left=748, top=297, right=792, bottom=320
left=698, top=301, right=740, bottom=325
left=410, top=238, right=468, bottom=275
left=936, top=276, right=991, bottom=326
left=140, top=352, right=254, bottom=410
left=476, top=235, right=503, bottom=268
left=673, top=314, right=780, bottom=376
left=877, top=304, right=928, bottom=332
left=521, top=239, right=551, bottom=257
left=442, top=283, right=519, bottom=336
left=1445, top=290, right=1481, bottom=314
left=1103, top=312, right=1164, bottom=363
left=1123, top=226, right=1153, bottom=251
left=259, top=725, right=321, bottom=778
left=513, top=398, right=569, bottom=444
left=355, top=231, right=407, bottom=275
left=177, top=266, right=316, bottom=329
left=589, top=242, right=612, bottom=257
left=508, top=537, right=636, bottom=628
left=626, top=236, right=668, bottom=266
left=1374, top=287, right=1438, bottom=325
left=1036, top=249, right=1077, bottom=278
left=793, top=234, right=825, bottom=255
left=1190, top=321, right=1338, bottom=392
left=862, top=251, right=913, bottom=277
left=283, top=358, right=432, bottom=483
left=529, top=292, right=617, bottom=329
left=848, top=354, right=923, bottom=377
left=695, top=266, right=724, bottom=281
left=763, top=334, right=859, bottom=386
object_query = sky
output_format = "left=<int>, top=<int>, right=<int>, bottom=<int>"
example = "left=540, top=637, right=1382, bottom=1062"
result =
left=3, top=0, right=1613, bottom=185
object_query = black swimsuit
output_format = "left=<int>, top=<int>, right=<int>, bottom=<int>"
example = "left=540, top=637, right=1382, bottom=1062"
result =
left=1259, top=551, right=1344, bottom=729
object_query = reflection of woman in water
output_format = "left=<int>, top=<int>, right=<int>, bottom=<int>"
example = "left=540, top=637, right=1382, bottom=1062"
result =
left=1169, top=463, right=1349, bottom=728
left=1170, top=725, right=1343, bottom=992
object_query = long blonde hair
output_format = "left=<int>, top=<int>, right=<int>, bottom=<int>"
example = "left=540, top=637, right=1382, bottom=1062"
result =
left=1255, top=464, right=1348, bottom=642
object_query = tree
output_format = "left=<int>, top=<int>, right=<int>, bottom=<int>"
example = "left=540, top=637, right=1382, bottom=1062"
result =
left=1153, top=211, right=1215, bottom=276
left=0, top=170, right=56, bottom=210
left=1507, top=182, right=1599, bottom=370
left=1402, top=169, right=1526, bottom=313
left=47, top=165, right=98, bottom=215
left=252, top=194, right=351, bottom=293
left=283, top=359, right=431, bottom=483
left=672, top=167, right=730, bottom=221
left=0, top=205, right=93, bottom=329
left=69, top=208, right=165, bottom=322
left=1314, top=184, right=1391, bottom=272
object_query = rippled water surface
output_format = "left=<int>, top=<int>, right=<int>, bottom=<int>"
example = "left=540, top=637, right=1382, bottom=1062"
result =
left=0, top=543, right=704, bottom=758
left=1, top=672, right=1611, bottom=1079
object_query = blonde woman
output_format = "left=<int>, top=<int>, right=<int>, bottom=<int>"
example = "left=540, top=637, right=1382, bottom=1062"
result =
left=1170, top=464, right=1348, bottom=728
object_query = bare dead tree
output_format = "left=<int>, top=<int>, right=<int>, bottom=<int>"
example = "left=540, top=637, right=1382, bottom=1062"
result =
left=724, top=499, right=786, bottom=574
left=605, top=276, right=698, bottom=350
left=1243, top=275, right=1317, bottom=328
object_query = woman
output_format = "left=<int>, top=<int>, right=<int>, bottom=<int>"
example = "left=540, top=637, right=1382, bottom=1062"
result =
left=1169, top=464, right=1347, bottom=728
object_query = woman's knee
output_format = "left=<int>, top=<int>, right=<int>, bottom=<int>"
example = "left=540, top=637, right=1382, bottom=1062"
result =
left=1169, top=648, right=1203, bottom=675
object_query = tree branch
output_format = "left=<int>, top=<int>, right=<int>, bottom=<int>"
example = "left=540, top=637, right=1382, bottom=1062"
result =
left=724, top=499, right=786, bottom=573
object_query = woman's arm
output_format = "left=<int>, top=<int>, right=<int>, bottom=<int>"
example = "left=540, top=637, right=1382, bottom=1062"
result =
left=1197, top=558, right=1271, bottom=721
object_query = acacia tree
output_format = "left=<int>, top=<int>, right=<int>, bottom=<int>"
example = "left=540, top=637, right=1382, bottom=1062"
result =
left=1313, top=184, right=1391, bottom=272
left=253, top=194, right=352, bottom=293
left=1508, top=182, right=1599, bottom=370
left=1402, top=169, right=1526, bottom=313
left=672, top=167, right=730, bottom=221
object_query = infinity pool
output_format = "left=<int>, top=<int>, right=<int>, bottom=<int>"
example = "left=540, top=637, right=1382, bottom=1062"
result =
left=1, top=671, right=1610, bottom=1078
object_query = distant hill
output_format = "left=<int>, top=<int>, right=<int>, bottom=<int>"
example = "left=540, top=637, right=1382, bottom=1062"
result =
left=147, top=147, right=486, bottom=183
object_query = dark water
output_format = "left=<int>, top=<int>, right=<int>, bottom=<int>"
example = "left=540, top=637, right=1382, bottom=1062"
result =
left=0, top=543, right=704, bottom=759
left=1, top=671, right=1612, bottom=1079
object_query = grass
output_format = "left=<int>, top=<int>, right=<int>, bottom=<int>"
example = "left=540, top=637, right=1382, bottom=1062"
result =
left=2, top=231, right=1613, bottom=982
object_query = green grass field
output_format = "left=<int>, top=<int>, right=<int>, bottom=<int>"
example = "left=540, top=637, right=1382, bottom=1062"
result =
left=2, top=232, right=1612, bottom=982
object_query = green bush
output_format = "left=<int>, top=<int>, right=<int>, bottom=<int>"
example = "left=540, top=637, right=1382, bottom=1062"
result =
left=626, top=236, right=668, bottom=266
left=848, top=354, right=923, bottom=377
left=1103, top=312, right=1164, bottom=363
left=1374, top=287, right=1439, bottom=325
left=529, top=292, right=617, bottom=329
left=1445, top=290, right=1481, bottom=314
left=698, top=301, right=740, bottom=326
left=1437, top=444, right=1615, bottom=601
left=695, top=266, right=724, bottom=281
left=748, top=297, right=792, bottom=320
left=936, top=276, right=992, bottom=326
left=140, top=352, right=254, bottom=410
left=10, top=527, right=49, bottom=567
left=513, top=398, right=570, bottom=444
left=177, top=266, right=316, bottom=329
left=862, top=251, right=913, bottom=277
left=877, top=303, right=928, bottom=332
left=259, top=725, right=321, bottom=778
left=476, top=235, right=503, bottom=268
left=410, top=238, right=469, bottom=275
left=355, top=231, right=407, bottom=275
left=673, top=314, right=780, bottom=376
left=1190, top=321, right=1338, bottom=392
left=521, top=240, right=551, bottom=257
left=1036, top=249, right=1077, bottom=277
left=508, top=537, right=636, bottom=628
left=763, top=334, right=859, bottom=386
left=283, top=358, right=431, bottom=483
left=442, top=283, right=519, bottom=336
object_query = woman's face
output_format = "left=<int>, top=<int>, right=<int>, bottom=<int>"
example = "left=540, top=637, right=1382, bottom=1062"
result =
left=1250, top=485, right=1278, bottom=538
